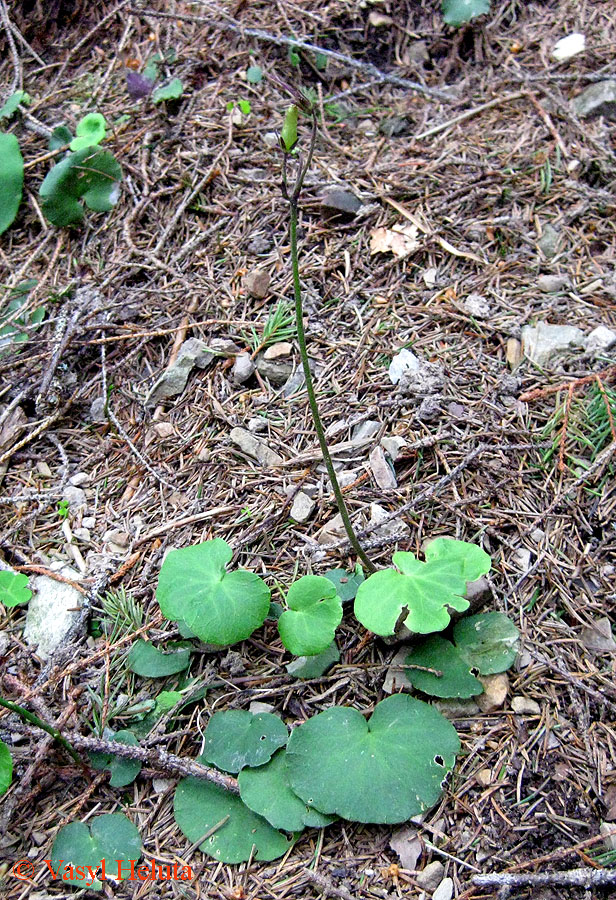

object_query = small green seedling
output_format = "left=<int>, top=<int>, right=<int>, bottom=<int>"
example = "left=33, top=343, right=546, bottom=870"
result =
left=0, top=571, right=32, bottom=607
left=57, top=499, right=70, bottom=519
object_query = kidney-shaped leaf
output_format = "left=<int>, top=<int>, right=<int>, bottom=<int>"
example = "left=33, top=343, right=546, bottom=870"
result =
left=126, top=639, right=191, bottom=677
left=70, top=113, right=106, bottom=151
left=51, top=813, right=142, bottom=889
left=39, top=147, right=122, bottom=226
left=0, top=570, right=31, bottom=607
left=442, top=0, right=491, bottom=27
left=0, top=740, right=12, bottom=796
left=453, top=612, right=520, bottom=674
left=152, top=78, right=184, bottom=103
left=354, top=538, right=491, bottom=636
left=278, top=575, right=343, bottom=656
left=89, top=730, right=142, bottom=787
left=323, top=564, right=364, bottom=603
left=239, top=748, right=334, bottom=832
left=286, top=694, right=460, bottom=824
left=0, top=133, right=24, bottom=235
left=201, top=709, right=288, bottom=773
left=157, top=539, right=270, bottom=646
left=405, top=636, right=484, bottom=698
left=174, top=778, right=293, bottom=863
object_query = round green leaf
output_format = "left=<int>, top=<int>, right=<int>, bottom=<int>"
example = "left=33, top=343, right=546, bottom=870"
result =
left=126, top=639, right=191, bottom=677
left=152, top=78, right=184, bottom=103
left=405, top=636, right=484, bottom=698
left=70, top=113, right=106, bottom=151
left=323, top=564, right=364, bottom=603
left=278, top=575, right=342, bottom=656
left=286, top=641, right=339, bottom=679
left=0, top=133, right=24, bottom=235
left=39, top=148, right=122, bottom=226
left=157, top=539, right=270, bottom=646
left=354, top=538, right=490, bottom=636
left=239, top=749, right=334, bottom=832
left=174, top=777, right=293, bottom=863
left=89, top=731, right=142, bottom=787
left=453, top=612, right=520, bottom=674
left=286, top=694, right=460, bottom=823
left=51, top=813, right=142, bottom=889
left=0, top=740, right=12, bottom=796
left=442, top=0, right=491, bottom=28
left=0, top=570, right=31, bottom=607
left=201, top=710, right=288, bottom=773
left=246, top=65, right=263, bottom=84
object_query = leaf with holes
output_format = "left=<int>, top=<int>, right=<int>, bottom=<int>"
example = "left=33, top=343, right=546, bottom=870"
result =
left=286, top=642, right=339, bottom=679
left=441, top=0, right=491, bottom=27
left=126, top=639, right=191, bottom=677
left=239, top=749, right=335, bottom=832
left=354, top=539, right=491, bottom=636
left=0, top=740, right=12, bottom=796
left=405, top=636, right=484, bottom=698
left=278, top=576, right=343, bottom=656
left=39, top=147, right=122, bottom=226
left=285, top=694, right=460, bottom=823
left=323, top=564, right=364, bottom=603
left=89, top=730, right=142, bottom=787
left=70, top=113, right=106, bottom=152
left=174, top=778, right=294, bottom=863
left=0, top=133, right=23, bottom=235
left=201, top=710, right=288, bottom=773
left=453, top=612, right=520, bottom=674
left=50, top=813, right=142, bottom=889
left=157, top=539, right=270, bottom=646
left=0, top=571, right=31, bottom=607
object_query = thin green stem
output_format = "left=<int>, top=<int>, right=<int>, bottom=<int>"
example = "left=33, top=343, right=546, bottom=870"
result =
left=0, top=696, right=82, bottom=766
left=288, top=199, right=376, bottom=573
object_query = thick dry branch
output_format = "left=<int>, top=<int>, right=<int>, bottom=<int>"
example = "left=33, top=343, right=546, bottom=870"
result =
left=473, top=867, right=616, bottom=889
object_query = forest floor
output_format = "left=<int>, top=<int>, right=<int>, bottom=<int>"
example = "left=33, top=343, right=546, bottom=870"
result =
left=1, top=1, right=615, bottom=898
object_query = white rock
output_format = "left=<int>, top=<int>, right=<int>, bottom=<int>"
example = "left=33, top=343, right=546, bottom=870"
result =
left=290, top=491, right=316, bottom=523
left=247, top=416, right=268, bottom=433
left=601, top=822, right=616, bottom=851
left=249, top=701, right=276, bottom=714
left=152, top=777, right=174, bottom=793
left=381, top=435, right=407, bottom=461
left=422, top=267, right=437, bottom=287
left=229, top=427, right=283, bottom=467
left=351, top=420, right=380, bottom=443
left=370, top=502, right=410, bottom=539
left=580, top=617, right=616, bottom=654
left=63, top=485, right=86, bottom=511
left=511, top=696, right=541, bottom=715
left=416, top=861, right=445, bottom=891
left=0, top=630, right=9, bottom=655
left=24, top=576, right=83, bottom=660
left=585, top=325, right=616, bottom=354
left=104, top=529, right=129, bottom=548
left=369, top=445, right=397, bottom=490
left=464, top=293, right=490, bottom=318
left=537, top=274, right=569, bottom=293
left=433, top=877, right=453, bottom=900
left=263, top=342, right=293, bottom=360
left=552, top=33, right=585, bottom=61
left=82, top=516, right=95, bottom=529
left=232, top=353, right=256, bottom=384
left=69, top=472, right=89, bottom=486
left=152, top=421, right=176, bottom=439
left=388, top=348, right=420, bottom=385
left=513, top=547, right=532, bottom=573
left=521, top=322, right=585, bottom=367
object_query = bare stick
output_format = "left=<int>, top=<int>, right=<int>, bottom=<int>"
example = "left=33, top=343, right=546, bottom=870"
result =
left=128, top=6, right=451, bottom=101
left=415, top=92, right=525, bottom=140
left=0, top=0, right=21, bottom=101
left=473, top=868, right=616, bottom=890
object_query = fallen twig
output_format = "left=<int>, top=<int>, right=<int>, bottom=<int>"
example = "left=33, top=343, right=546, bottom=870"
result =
left=473, top=867, right=616, bottom=890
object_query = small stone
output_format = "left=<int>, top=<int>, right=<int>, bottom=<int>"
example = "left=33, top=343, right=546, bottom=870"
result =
left=381, top=435, right=407, bottom=461
left=247, top=416, right=268, bottom=433
left=399, top=359, right=445, bottom=397
left=249, top=701, right=276, bottom=715
left=281, top=368, right=305, bottom=397
left=464, top=575, right=490, bottom=611
left=379, top=115, right=411, bottom=137
left=0, top=630, right=9, bottom=655
left=521, top=322, right=585, bottom=367
left=232, top=353, right=256, bottom=384
left=369, top=445, right=397, bottom=490
left=388, top=348, right=419, bottom=385
left=416, top=861, right=445, bottom=891
left=320, top=188, right=362, bottom=216
left=247, top=235, right=272, bottom=255
left=210, top=338, right=241, bottom=357
left=370, top=502, right=410, bottom=540
left=69, top=471, right=89, bottom=486
left=513, top=547, right=532, bottom=573
left=244, top=268, right=271, bottom=299
left=433, top=877, right=453, bottom=900
left=24, top=575, right=83, bottom=660
left=585, top=325, right=616, bottom=354
left=152, top=777, right=174, bottom=793
left=31, top=831, right=47, bottom=846
left=89, top=397, right=107, bottom=422
left=476, top=768, right=492, bottom=786
left=104, top=529, right=129, bottom=548
left=506, top=338, right=522, bottom=369
left=498, top=374, right=520, bottom=396
left=537, top=224, right=561, bottom=258
left=383, top=647, right=414, bottom=694
left=580, top=617, right=616, bottom=654
left=290, top=491, right=316, bottom=523
left=72, top=528, right=90, bottom=542
left=447, top=402, right=466, bottom=418
left=408, top=40, right=429, bottom=64
left=37, top=461, right=52, bottom=478
left=537, top=274, right=569, bottom=293
left=229, top=427, right=283, bottom=467
left=317, top=513, right=346, bottom=545
left=263, top=342, right=293, bottom=360
left=572, top=80, right=616, bottom=119
left=464, top=293, right=491, bottom=318
left=82, top=516, right=95, bottom=529
left=256, top=355, right=294, bottom=386
left=477, top=673, right=509, bottom=712
left=511, top=696, right=541, bottom=715
left=417, top=397, right=441, bottom=421
left=435, top=698, right=480, bottom=718
left=600, top=822, right=616, bottom=851
left=262, top=132, right=278, bottom=149
left=146, top=338, right=215, bottom=405
left=152, top=421, right=176, bottom=439
left=351, top=420, right=380, bottom=443
left=63, top=485, right=86, bottom=511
